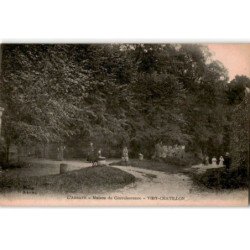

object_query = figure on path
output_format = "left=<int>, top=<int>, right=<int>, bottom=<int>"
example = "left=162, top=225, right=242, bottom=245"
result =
left=203, top=155, right=209, bottom=165
left=122, top=146, right=129, bottom=166
left=219, top=156, right=224, bottom=166
left=139, top=153, right=144, bottom=161
left=212, top=156, right=217, bottom=166
left=98, top=148, right=102, bottom=158
left=57, top=145, right=66, bottom=161
left=88, top=142, right=97, bottom=167
left=96, top=148, right=107, bottom=166
left=224, top=152, right=231, bottom=171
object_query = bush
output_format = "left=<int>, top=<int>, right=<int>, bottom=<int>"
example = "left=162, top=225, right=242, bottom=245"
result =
left=160, top=153, right=200, bottom=167
left=0, top=162, right=25, bottom=170
left=0, top=166, right=136, bottom=194
left=191, top=166, right=248, bottom=190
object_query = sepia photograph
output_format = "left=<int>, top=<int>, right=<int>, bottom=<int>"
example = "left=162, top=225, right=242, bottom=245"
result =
left=0, top=43, right=249, bottom=206
left=2, top=1, right=250, bottom=250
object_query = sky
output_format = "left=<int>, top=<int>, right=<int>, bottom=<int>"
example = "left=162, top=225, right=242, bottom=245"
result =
left=208, top=44, right=250, bottom=80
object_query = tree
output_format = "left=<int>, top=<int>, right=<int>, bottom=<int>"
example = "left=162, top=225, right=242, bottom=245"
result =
left=0, top=45, right=96, bottom=160
left=230, top=93, right=248, bottom=169
left=227, top=76, right=250, bottom=169
left=226, top=75, right=250, bottom=105
left=0, top=43, right=242, bottom=161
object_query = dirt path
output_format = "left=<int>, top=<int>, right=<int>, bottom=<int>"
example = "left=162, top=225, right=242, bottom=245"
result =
left=107, top=165, right=248, bottom=206
left=1, top=159, right=247, bottom=206
left=109, top=165, right=192, bottom=197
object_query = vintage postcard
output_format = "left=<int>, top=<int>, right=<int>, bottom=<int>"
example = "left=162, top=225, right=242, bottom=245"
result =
left=0, top=43, right=249, bottom=206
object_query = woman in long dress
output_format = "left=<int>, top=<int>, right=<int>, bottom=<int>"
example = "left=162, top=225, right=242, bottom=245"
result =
left=122, top=146, right=129, bottom=166
left=219, top=156, right=224, bottom=166
left=212, top=156, right=217, bottom=166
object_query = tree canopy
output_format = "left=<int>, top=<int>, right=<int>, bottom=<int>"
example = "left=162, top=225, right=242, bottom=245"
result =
left=0, top=44, right=248, bottom=162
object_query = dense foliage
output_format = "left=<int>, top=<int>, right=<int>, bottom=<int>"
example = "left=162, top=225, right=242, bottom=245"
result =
left=230, top=88, right=249, bottom=168
left=0, top=44, right=248, bottom=162
left=191, top=76, right=249, bottom=190
left=192, top=166, right=248, bottom=190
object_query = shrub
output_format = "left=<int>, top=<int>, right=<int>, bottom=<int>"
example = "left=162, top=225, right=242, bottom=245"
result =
left=160, top=153, right=200, bottom=167
left=191, top=166, right=248, bottom=190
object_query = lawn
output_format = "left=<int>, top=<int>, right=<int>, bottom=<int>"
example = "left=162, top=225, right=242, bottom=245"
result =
left=0, top=165, right=135, bottom=194
left=110, top=159, right=189, bottom=174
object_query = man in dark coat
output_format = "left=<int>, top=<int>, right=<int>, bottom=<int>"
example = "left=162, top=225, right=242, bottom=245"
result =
left=88, top=142, right=97, bottom=166
left=224, top=152, right=231, bottom=171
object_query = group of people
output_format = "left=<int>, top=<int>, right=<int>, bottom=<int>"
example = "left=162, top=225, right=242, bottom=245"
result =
left=203, top=152, right=232, bottom=170
left=87, top=142, right=104, bottom=166
left=88, top=141, right=232, bottom=171
left=122, top=146, right=144, bottom=164
left=87, top=143, right=131, bottom=167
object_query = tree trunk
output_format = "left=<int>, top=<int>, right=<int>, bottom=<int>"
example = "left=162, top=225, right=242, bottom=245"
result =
left=5, top=143, right=10, bottom=163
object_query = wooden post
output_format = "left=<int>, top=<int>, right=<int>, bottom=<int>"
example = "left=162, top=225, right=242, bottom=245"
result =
left=60, top=163, right=68, bottom=174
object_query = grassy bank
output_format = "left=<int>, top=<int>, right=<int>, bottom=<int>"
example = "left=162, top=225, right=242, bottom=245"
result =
left=191, top=166, right=248, bottom=190
left=110, top=159, right=189, bottom=174
left=0, top=166, right=135, bottom=194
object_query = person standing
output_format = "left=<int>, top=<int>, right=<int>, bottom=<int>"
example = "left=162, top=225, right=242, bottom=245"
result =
left=138, top=153, right=144, bottom=161
left=212, top=156, right=217, bottom=166
left=204, top=155, right=209, bottom=165
left=224, top=152, right=231, bottom=171
left=219, top=156, right=224, bottom=167
left=122, top=146, right=129, bottom=166
left=89, top=142, right=97, bottom=167
left=98, top=148, right=102, bottom=158
left=57, top=145, right=66, bottom=161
